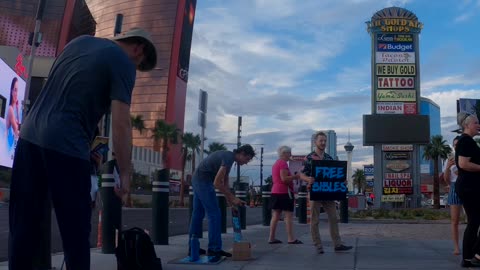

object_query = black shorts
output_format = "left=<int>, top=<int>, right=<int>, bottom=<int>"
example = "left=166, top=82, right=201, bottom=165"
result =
left=270, top=193, right=294, bottom=212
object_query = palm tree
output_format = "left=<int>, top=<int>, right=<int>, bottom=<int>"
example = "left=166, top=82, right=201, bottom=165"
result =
left=352, top=169, right=366, bottom=194
left=131, top=115, right=146, bottom=134
left=179, top=132, right=201, bottom=206
left=204, top=142, right=227, bottom=155
left=151, top=119, right=181, bottom=168
left=423, top=135, right=452, bottom=209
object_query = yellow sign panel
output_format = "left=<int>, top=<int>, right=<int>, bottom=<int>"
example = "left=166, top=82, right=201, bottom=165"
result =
left=376, top=64, right=415, bottom=75
left=376, top=90, right=416, bottom=102
left=372, top=19, right=423, bottom=32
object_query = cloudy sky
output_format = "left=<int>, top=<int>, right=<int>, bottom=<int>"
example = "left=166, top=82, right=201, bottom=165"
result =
left=183, top=0, right=480, bottom=184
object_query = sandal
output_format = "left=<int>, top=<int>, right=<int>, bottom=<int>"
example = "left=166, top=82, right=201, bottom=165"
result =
left=288, top=239, right=303, bottom=244
left=268, top=239, right=282, bottom=244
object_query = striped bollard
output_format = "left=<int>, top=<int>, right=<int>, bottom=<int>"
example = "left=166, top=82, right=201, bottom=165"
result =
left=189, top=186, right=203, bottom=238
left=100, top=160, right=122, bottom=254
left=235, top=188, right=247, bottom=229
left=297, top=186, right=308, bottom=224
left=262, top=186, right=271, bottom=226
left=216, top=189, right=227, bottom=233
left=152, top=169, right=170, bottom=245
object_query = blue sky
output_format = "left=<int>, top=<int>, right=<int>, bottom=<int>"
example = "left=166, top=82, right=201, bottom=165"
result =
left=183, top=0, right=480, bottom=184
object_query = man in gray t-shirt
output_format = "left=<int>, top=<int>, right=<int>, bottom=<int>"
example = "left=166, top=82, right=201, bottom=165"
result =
left=189, top=145, right=256, bottom=262
left=8, top=28, right=156, bottom=270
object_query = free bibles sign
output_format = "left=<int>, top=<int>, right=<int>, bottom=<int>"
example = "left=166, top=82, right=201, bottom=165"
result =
left=309, top=160, right=348, bottom=201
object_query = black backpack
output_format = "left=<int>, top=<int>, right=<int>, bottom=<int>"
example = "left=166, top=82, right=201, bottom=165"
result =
left=115, top=227, right=163, bottom=270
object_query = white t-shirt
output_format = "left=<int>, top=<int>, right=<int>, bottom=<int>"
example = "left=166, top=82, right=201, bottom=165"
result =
left=444, top=165, right=458, bottom=183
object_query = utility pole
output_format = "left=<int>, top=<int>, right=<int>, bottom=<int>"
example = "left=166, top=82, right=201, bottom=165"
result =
left=23, top=0, right=46, bottom=118
left=236, top=116, right=242, bottom=187
left=198, top=90, right=208, bottom=161
left=260, top=147, right=263, bottom=188
left=104, top=14, right=123, bottom=161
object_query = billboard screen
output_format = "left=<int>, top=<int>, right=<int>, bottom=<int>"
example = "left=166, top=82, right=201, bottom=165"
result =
left=0, top=58, right=26, bottom=168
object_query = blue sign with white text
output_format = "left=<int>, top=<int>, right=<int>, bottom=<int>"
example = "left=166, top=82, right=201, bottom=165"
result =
left=310, top=160, right=348, bottom=201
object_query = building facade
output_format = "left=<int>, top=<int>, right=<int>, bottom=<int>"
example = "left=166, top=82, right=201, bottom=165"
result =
left=0, top=0, right=196, bottom=172
left=419, top=97, right=442, bottom=197
left=85, top=0, right=196, bottom=171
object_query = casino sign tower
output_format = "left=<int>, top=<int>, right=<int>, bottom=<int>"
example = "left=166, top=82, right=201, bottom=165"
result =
left=363, top=7, right=430, bottom=208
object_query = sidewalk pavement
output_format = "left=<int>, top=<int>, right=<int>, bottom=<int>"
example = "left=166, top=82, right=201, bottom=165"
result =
left=0, top=221, right=467, bottom=270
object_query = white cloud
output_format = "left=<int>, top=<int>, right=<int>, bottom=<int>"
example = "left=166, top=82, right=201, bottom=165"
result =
left=182, top=1, right=480, bottom=184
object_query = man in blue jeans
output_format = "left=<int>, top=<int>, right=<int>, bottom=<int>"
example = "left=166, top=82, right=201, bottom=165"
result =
left=189, top=144, right=256, bottom=262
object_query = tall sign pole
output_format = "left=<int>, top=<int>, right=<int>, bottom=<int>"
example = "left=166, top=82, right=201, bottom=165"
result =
left=236, top=116, right=242, bottom=186
left=198, top=89, right=208, bottom=161
left=23, top=0, right=46, bottom=118
left=105, top=14, right=123, bottom=161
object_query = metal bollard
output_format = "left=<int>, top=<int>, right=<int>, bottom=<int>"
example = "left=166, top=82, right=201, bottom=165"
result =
left=152, top=169, right=169, bottom=245
left=340, top=197, right=349, bottom=223
left=235, top=183, right=248, bottom=229
left=297, top=186, right=307, bottom=224
left=262, top=186, right=271, bottom=226
left=100, top=160, right=122, bottom=254
left=216, top=189, right=227, bottom=233
left=189, top=186, right=203, bottom=238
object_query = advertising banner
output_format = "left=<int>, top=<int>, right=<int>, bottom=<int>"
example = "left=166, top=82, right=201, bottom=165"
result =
left=385, top=160, right=410, bottom=172
left=383, top=186, right=413, bottom=194
left=0, top=58, right=26, bottom=168
left=364, top=165, right=374, bottom=177
left=309, top=160, right=347, bottom=201
left=376, top=102, right=417, bottom=114
left=381, top=194, right=405, bottom=202
left=377, top=77, right=415, bottom=89
left=384, top=152, right=410, bottom=160
left=376, top=52, right=415, bottom=63
left=376, top=90, right=416, bottom=102
left=377, top=43, right=414, bottom=52
left=376, top=64, right=416, bottom=75
left=458, top=98, right=480, bottom=118
left=377, top=34, right=413, bottom=43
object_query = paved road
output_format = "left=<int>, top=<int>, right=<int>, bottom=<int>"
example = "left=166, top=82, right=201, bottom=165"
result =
left=0, top=203, right=263, bottom=262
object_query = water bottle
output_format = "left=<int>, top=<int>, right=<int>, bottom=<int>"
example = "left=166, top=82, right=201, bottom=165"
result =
left=189, top=235, right=200, bottom=262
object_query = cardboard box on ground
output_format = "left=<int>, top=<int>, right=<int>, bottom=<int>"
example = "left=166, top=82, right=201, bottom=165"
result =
left=232, top=242, right=251, bottom=261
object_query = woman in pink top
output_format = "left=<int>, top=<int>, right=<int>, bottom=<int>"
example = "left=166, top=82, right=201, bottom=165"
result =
left=268, top=146, right=302, bottom=244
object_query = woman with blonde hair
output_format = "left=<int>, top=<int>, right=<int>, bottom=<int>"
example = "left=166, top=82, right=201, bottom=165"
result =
left=268, top=145, right=302, bottom=244
left=443, top=136, right=463, bottom=255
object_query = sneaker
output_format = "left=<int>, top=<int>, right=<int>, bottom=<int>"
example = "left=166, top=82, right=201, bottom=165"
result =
left=471, top=256, right=480, bottom=266
left=334, top=244, right=353, bottom=252
left=317, top=247, right=325, bottom=254
left=188, top=247, right=206, bottom=256
left=461, top=259, right=473, bottom=268
left=208, top=249, right=232, bottom=257
left=208, top=255, right=223, bottom=263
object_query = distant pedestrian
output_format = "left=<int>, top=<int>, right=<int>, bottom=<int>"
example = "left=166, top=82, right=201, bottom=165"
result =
left=443, top=136, right=463, bottom=256
left=8, top=28, right=157, bottom=270
left=299, top=131, right=352, bottom=254
left=454, top=112, right=480, bottom=268
left=268, top=146, right=302, bottom=245
left=189, top=145, right=255, bottom=262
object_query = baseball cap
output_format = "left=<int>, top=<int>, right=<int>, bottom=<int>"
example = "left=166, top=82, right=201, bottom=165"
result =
left=111, top=28, right=157, bottom=72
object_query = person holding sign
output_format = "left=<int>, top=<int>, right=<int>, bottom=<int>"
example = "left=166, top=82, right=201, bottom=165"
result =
left=299, top=131, right=352, bottom=254
left=268, top=146, right=302, bottom=245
